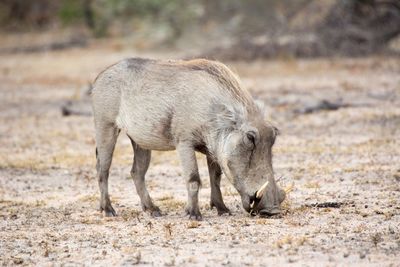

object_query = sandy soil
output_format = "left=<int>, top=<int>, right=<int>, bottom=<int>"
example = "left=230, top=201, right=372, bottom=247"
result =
left=0, top=43, right=399, bottom=266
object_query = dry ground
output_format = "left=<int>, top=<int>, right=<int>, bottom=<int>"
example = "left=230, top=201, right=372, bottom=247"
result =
left=0, top=40, right=399, bottom=266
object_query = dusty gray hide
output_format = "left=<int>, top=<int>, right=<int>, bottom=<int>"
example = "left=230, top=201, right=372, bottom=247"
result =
left=91, top=58, right=285, bottom=220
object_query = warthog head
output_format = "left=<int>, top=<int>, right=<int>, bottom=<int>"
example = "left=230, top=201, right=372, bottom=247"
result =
left=214, top=104, right=286, bottom=216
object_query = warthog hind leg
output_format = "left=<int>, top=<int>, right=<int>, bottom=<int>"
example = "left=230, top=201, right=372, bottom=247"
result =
left=95, top=124, right=119, bottom=217
left=130, top=138, right=161, bottom=217
left=207, top=155, right=231, bottom=215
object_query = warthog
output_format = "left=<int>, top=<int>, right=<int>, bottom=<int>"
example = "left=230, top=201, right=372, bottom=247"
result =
left=91, top=58, right=285, bottom=220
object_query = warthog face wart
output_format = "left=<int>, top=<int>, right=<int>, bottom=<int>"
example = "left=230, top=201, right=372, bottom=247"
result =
left=217, top=112, right=285, bottom=216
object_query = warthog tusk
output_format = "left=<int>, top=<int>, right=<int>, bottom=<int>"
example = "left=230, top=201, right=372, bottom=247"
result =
left=249, top=181, right=269, bottom=215
left=284, top=183, right=294, bottom=194
left=256, top=181, right=269, bottom=199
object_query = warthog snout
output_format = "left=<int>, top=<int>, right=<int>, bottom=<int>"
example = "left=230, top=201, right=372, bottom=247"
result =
left=259, top=207, right=281, bottom=216
left=248, top=181, right=286, bottom=216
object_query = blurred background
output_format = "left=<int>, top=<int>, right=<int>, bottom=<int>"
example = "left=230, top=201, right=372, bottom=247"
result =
left=1, top=0, right=399, bottom=57
left=1, top=1, right=400, bottom=265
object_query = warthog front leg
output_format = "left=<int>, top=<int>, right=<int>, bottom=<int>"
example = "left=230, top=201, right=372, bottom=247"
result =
left=130, top=138, right=161, bottom=217
left=95, top=124, right=119, bottom=217
left=207, top=155, right=231, bottom=215
left=177, top=142, right=202, bottom=220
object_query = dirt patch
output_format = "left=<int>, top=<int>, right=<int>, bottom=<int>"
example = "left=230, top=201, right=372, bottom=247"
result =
left=0, top=48, right=399, bottom=266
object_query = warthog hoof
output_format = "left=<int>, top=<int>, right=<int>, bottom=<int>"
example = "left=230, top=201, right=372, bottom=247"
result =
left=142, top=204, right=162, bottom=217
left=217, top=208, right=231, bottom=216
left=186, top=206, right=202, bottom=221
left=150, top=209, right=162, bottom=217
left=101, top=205, right=117, bottom=217
left=210, top=202, right=231, bottom=216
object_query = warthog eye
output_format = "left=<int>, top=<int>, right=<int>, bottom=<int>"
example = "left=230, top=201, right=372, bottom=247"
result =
left=246, top=131, right=256, bottom=148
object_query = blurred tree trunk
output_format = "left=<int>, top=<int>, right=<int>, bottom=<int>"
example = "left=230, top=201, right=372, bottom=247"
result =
left=3, top=0, right=54, bottom=28
left=319, top=0, right=400, bottom=55
left=83, top=0, right=95, bottom=30
left=205, top=0, right=400, bottom=60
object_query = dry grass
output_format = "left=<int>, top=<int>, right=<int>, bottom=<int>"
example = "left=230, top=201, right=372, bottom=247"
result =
left=304, top=181, right=320, bottom=189
left=275, top=235, right=308, bottom=249
left=157, top=196, right=186, bottom=212
left=0, top=42, right=399, bottom=266
left=79, top=194, right=98, bottom=203
left=186, top=221, right=201, bottom=229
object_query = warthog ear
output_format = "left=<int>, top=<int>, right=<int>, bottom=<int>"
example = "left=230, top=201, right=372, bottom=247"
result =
left=254, top=99, right=266, bottom=114
left=272, top=125, right=280, bottom=137
left=255, top=99, right=276, bottom=123
left=210, top=103, right=245, bottom=132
